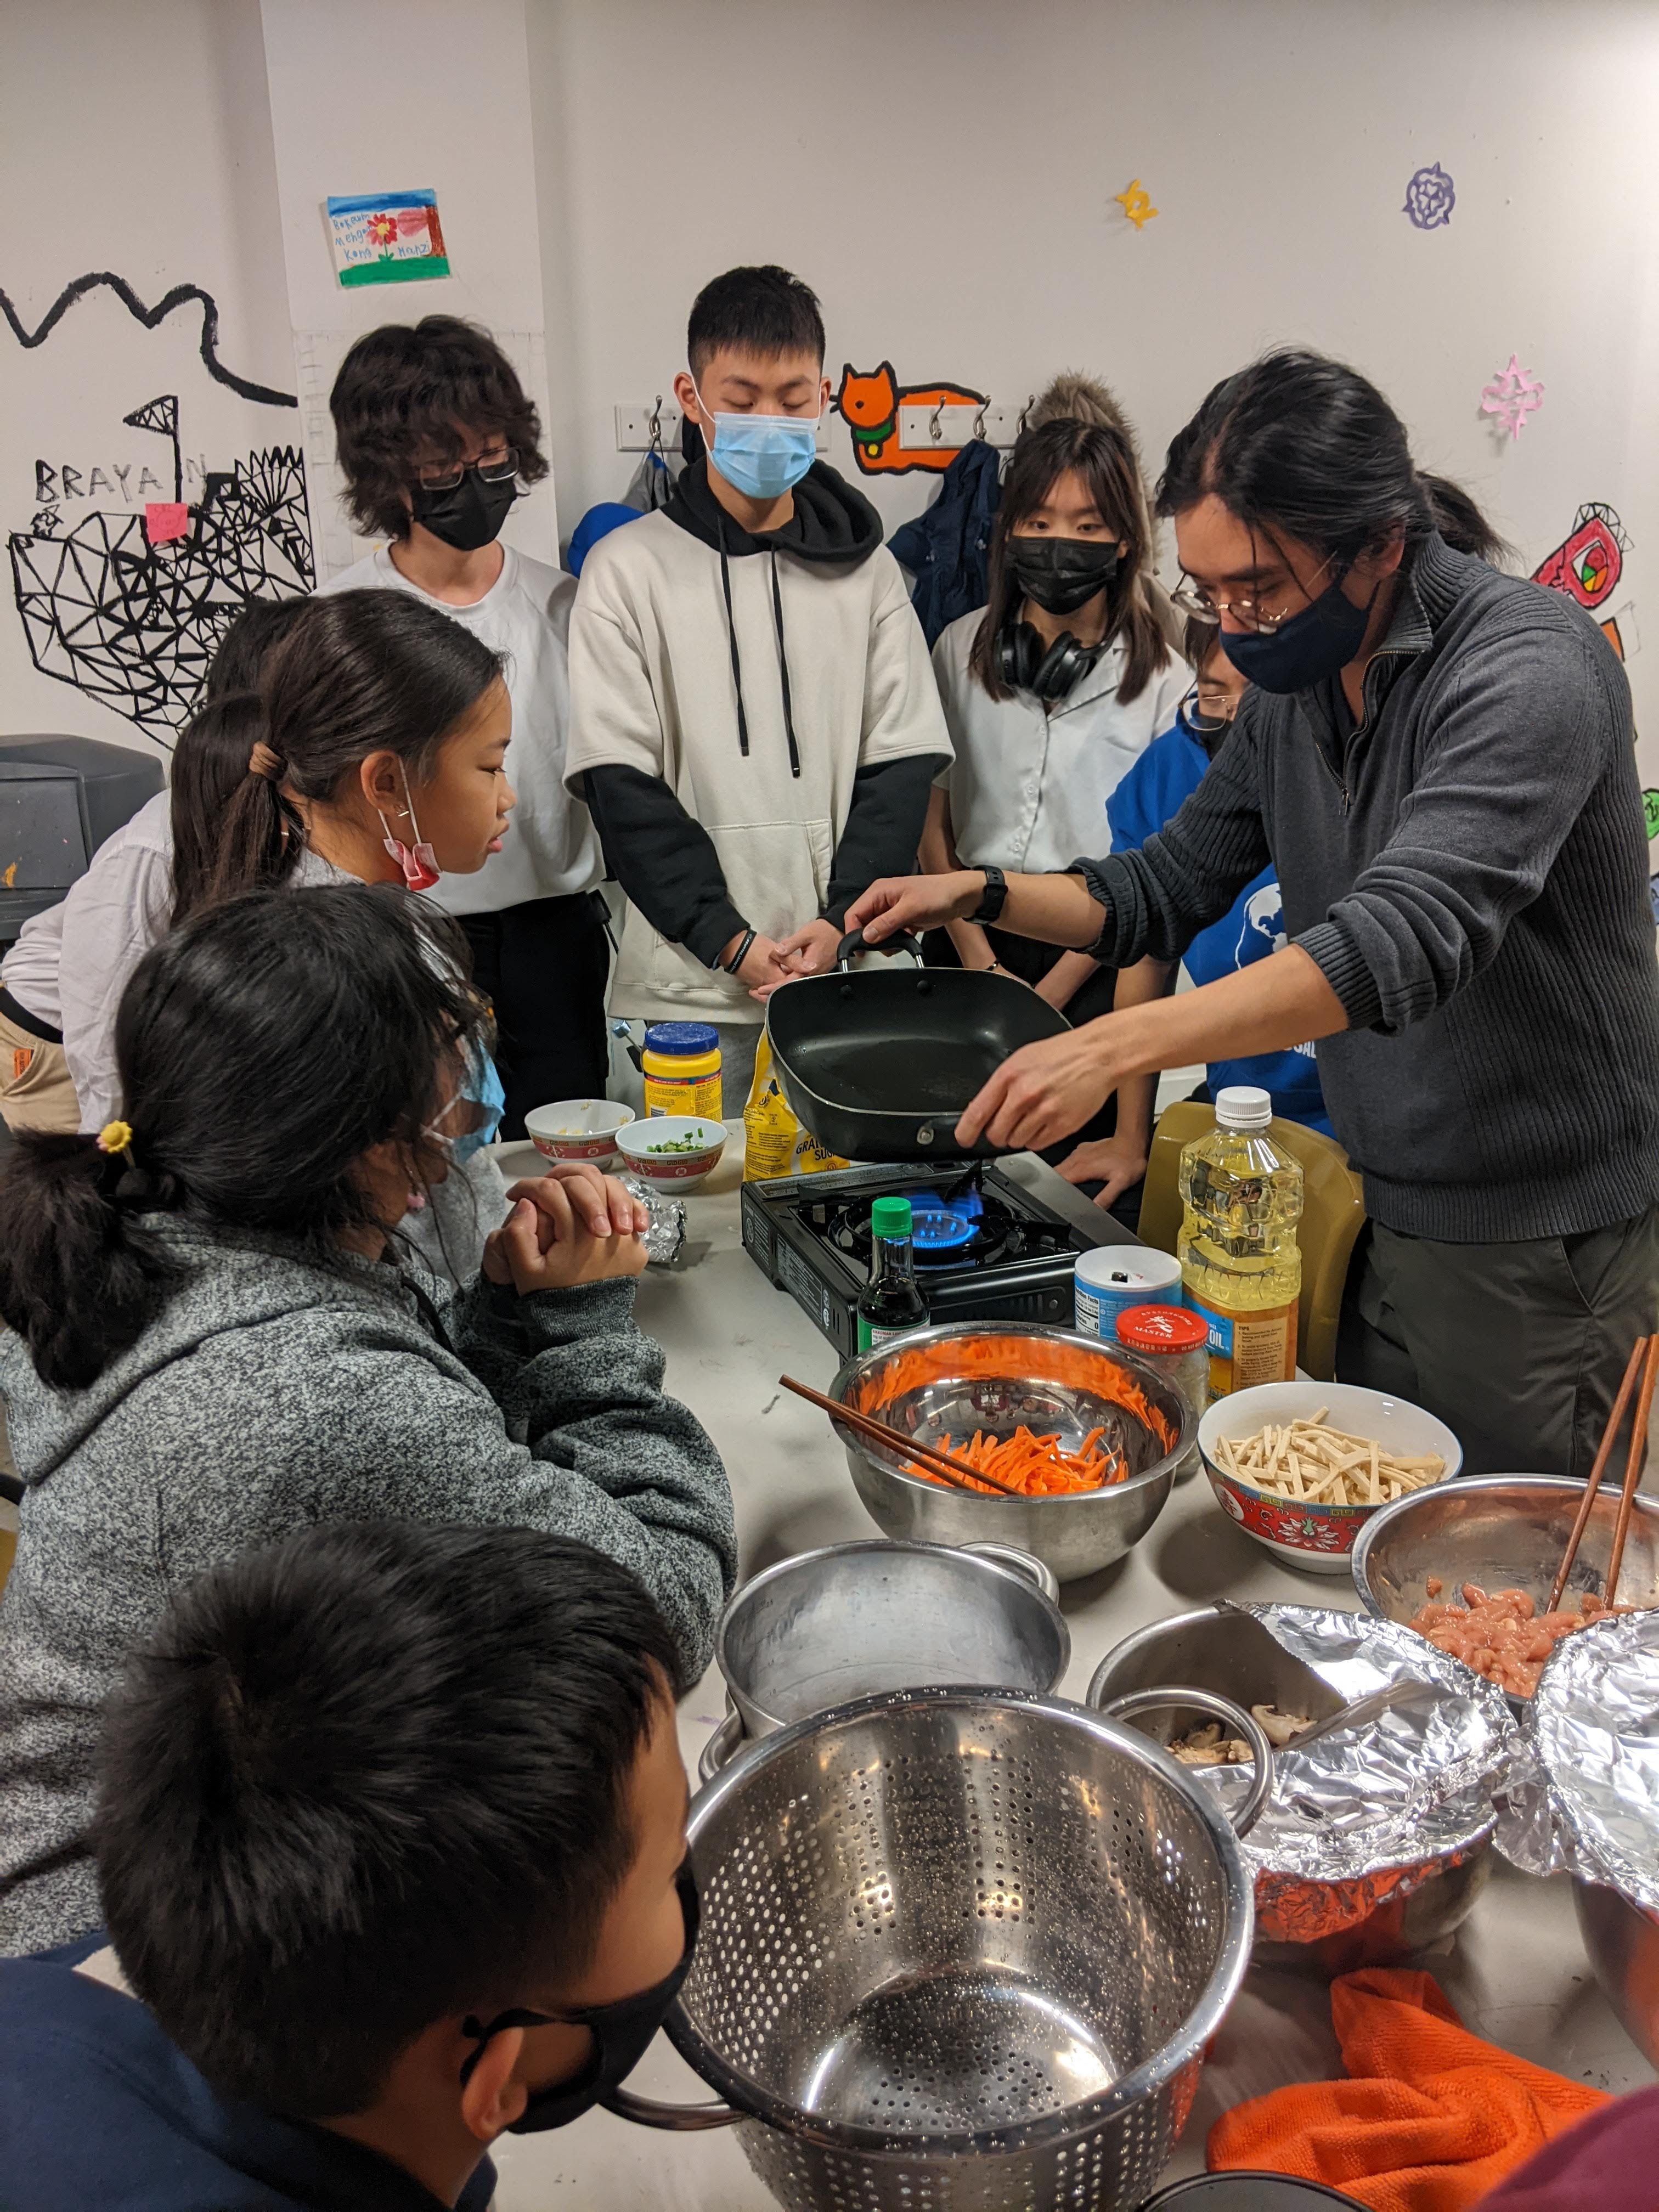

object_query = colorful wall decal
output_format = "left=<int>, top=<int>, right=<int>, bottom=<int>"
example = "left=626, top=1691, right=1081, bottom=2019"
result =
left=1532, top=503, right=1629, bottom=661
left=1403, top=162, right=1455, bottom=229
left=1643, top=788, right=1659, bottom=842
left=1481, top=354, right=1545, bottom=440
left=1114, top=179, right=1159, bottom=229
left=835, top=364, right=987, bottom=475
left=326, top=189, right=449, bottom=289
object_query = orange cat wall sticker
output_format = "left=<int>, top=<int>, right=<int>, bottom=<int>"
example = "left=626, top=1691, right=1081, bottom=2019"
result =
left=836, top=362, right=988, bottom=475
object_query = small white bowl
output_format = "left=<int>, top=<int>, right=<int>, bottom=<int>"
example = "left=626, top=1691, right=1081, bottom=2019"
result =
left=1198, top=1379, right=1462, bottom=1575
left=524, top=1098, right=635, bottom=1169
left=617, top=1114, right=727, bottom=1192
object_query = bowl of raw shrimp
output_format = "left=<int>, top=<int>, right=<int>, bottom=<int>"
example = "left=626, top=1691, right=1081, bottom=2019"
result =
left=1351, top=1474, right=1659, bottom=1701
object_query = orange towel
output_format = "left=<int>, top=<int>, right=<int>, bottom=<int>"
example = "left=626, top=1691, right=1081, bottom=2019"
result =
left=1207, top=1967, right=1611, bottom=2212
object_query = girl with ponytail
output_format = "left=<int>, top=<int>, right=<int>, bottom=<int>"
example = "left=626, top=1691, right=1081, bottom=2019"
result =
left=0, top=882, right=733, bottom=1955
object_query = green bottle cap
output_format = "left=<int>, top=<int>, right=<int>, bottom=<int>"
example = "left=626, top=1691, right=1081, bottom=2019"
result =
left=870, top=1197, right=913, bottom=1239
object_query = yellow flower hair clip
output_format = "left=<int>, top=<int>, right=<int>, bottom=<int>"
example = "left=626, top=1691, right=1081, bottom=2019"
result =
left=96, top=1120, right=135, bottom=1166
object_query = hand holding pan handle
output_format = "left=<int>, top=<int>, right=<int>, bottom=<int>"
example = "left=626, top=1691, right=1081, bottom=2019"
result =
left=836, top=928, right=924, bottom=971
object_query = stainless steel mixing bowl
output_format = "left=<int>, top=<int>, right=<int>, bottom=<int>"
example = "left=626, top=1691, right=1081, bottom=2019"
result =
left=1087, top=1603, right=1494, bottom=1972
left=609, top=1686, right=1255, bottom=2211
left=1573, top=1878, right=1659, bottom=2069
left=700, top=1539, right=1069, bottom=1781
left=1351, top=1475, right=1659, bottom=1633
left=830, top=1321, right=1190, bottom=1583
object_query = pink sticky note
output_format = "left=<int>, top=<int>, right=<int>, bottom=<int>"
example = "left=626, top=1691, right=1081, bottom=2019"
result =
left=144, top=502, right=189, bottom=545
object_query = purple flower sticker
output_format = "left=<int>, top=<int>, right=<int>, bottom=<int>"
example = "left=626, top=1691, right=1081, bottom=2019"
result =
left=1403, top=162, right=1455, bottom=230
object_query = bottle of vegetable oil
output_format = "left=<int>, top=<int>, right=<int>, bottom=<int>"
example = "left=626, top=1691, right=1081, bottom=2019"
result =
left=1178, top=1087, right=1302, bottom=1397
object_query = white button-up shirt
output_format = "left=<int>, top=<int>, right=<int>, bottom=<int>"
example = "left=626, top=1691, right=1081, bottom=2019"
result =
left=931, top=610, right=1189, bottom=873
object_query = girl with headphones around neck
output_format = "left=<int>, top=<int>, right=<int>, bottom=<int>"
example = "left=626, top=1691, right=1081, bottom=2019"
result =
left=917, top=403, right=1188, bottom=1154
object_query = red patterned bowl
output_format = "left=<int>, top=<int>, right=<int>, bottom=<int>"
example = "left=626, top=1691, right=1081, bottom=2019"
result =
left=524, top=1098, right=635, bottom=1169
left=617, top=1114, right=727, bottom=1193
left=1198, top=1381, right=1461, bottom=1576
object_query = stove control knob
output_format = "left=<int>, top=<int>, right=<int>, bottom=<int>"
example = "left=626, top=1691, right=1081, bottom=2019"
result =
left=917, top=1124, right=935, bottom=1146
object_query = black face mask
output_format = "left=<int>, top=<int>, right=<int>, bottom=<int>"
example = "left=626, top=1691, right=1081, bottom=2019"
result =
left=1006, top=536, right=1121, bottom=617
left=409, top=467, right=520, bottom=552
left=459, top=1860, right=700, bottom=2134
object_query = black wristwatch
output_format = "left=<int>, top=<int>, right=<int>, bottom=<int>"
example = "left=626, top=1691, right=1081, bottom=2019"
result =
left=969, top=865, right=1008, bottom=926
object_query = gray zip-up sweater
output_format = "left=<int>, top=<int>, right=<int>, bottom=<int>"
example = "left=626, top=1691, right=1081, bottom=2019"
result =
left=0, top=1223, right=736, bottom=1956
left=1079, top=533, right=1659, bottom=1242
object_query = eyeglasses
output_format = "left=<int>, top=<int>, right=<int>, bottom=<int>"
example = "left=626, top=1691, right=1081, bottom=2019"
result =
left=1181, top=685, right=1239, bottom=734
left=415, top=448, right=518, bottom=492
left=1169, top=551, right=1342, bottom=635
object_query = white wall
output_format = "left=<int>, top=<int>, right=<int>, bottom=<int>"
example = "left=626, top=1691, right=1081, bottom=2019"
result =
left=1, top=0, right=293, bottom=761
left=528, top=0, right=1659, bottom=812
left=259, top=0, right=559, bottom=580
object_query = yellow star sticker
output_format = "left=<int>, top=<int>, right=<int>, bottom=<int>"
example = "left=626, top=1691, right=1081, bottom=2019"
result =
left=1114, top=178, right=1158, bottom=229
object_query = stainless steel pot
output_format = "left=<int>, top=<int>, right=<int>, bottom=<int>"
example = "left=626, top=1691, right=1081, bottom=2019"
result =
left=1087, top=1604, right=1495, bottom=1973
left=1573, top=1878, right=1659, bottom=2069
left=607, top=1686, right=1260, bottom=2211
left=831, top=1321, right=1189, bottom=1584
left=700, top=1538, right=1069, bottom=1784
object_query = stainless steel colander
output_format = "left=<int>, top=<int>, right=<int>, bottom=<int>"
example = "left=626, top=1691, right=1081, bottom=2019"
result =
left=610, top=1686, right=1258, bottom=2210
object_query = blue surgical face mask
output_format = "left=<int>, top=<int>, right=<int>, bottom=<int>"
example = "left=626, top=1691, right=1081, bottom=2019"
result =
left=694, top=381, right=820, bottom=501
left=1218, top=573, right=1373, bottom=695
left=427, top=1042, right=505, bottom=1164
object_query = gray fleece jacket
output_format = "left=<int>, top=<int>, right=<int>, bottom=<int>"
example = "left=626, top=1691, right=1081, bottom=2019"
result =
left=0, top=1222, right=736, bottom=1956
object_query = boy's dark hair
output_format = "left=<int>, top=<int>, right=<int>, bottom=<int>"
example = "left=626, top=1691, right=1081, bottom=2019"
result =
left=970, top=415, right=1170, bottom=706
left=189, top=590, right=503, bottom=913
left=0, top=884, right=489, bottom=1390
left=95, top=1521, right=681, bottom=2118
left=1158, top=347, right=1503, bottom=570
left=171, top=599, right=312, bottom=926
left=330, top=315, right=549, bottom=540
left=205, top=596, right=310, bottom=701
left=687, top=265, right=826, bottom=380
left=1182, top=611, right=1222, bottom=673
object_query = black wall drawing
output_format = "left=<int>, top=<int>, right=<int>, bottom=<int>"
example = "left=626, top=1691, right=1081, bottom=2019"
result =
left=5, top=273, right=313, bottom=743
left=1, top=272, right=298, bottom=409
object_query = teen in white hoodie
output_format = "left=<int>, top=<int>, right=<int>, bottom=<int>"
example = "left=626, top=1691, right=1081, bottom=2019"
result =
left=565, top=266, right=950, bottom=1107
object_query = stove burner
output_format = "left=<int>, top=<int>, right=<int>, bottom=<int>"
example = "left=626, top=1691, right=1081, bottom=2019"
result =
left=911, top=1207, right=978, bottom=1251
left=815, top=1192, right=1021, bottom=1273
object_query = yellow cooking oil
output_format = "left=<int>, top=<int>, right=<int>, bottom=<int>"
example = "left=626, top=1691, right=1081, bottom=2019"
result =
left=1177, top=1087, right=1303, bottom=1397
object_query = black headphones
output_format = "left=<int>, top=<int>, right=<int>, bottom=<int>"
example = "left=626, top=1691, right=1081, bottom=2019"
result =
left=994, top=619, right=1108, bottom=704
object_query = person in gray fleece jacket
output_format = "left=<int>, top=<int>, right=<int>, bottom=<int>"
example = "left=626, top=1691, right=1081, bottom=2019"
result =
left=0, top=883, right=736, bottom=1957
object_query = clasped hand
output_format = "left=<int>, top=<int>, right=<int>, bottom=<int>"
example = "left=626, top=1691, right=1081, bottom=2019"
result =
left=482, top=1163, right=650, bottom=1292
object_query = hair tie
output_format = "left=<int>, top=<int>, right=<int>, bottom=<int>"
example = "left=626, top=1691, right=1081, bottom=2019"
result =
left=96, top=1120, right=136, bottom=1167
left=248, top=741, right=286, bottom=782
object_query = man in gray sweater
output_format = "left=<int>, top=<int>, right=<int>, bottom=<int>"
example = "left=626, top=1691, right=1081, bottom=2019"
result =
left=850, top=352, right=1659, bottom=1477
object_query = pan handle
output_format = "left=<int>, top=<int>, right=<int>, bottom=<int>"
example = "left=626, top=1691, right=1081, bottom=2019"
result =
left=836, top=928, right=924, bottom=970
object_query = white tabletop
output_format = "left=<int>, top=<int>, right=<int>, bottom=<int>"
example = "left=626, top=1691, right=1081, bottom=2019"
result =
left=486, top=1133, right=1654, bottom=2210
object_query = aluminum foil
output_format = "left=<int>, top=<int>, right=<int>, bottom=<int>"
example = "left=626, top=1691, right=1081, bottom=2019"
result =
left=615, top=1169, right=688, bottom=1267
left=1188, top=1605, right=1516, bottom=1897
left=1525, top=1609, right=1659, bottom=1911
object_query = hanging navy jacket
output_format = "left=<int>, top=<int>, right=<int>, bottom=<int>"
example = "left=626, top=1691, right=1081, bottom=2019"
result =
left=888, top=439, right=1002, bottom=646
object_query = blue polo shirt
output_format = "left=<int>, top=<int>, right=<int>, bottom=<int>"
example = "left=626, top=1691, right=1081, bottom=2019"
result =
left=1107, top=719, right=1333, bottom=1135
left=0, top=1935, right=498, bottom=2212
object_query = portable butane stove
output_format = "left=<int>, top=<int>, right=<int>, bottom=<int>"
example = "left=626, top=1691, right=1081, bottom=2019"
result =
left=741, top=1156, right=1105, bottom=1360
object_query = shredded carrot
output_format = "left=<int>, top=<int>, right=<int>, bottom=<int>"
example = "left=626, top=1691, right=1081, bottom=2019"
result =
left=856, top=1334, right=1178, bottom=1472
left=905, top=1422, right=1125, bottom=1496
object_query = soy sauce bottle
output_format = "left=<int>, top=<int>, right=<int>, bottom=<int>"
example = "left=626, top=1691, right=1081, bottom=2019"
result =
left=857, top=1197, right=929, bottom=1351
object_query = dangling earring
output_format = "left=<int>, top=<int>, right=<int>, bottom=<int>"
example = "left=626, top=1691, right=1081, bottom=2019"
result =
left=376, top=769, right=442, bottom=891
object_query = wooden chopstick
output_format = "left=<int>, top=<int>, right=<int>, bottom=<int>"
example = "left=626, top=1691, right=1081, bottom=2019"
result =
left=778, top=1373, right=1025, bottom=1499
left=1548, top=1335, right=1649, bottom=1613
left=1606, top=1333, right=1659, bottom=1607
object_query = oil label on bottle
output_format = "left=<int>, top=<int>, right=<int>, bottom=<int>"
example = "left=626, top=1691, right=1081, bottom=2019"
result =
left=1187, top=1294, right=1297, bottom=1396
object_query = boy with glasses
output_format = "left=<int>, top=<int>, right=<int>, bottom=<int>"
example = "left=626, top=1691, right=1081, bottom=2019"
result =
left=323, top=317, right=608, bottom=1135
